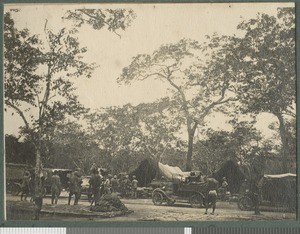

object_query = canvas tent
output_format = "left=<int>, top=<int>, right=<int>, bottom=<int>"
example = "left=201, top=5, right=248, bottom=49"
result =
left=129, top=158, right=188, bottom=187
left=213, top=160, right=248, bottom=194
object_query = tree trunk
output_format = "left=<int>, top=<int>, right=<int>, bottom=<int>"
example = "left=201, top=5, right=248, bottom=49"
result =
left=186, top=133, right=194, bottom=171
left=275, top=113, right=290, bottom=172
left=185, top=123, right=197, bottom=171
left=34, top=140, right=42, bottom=197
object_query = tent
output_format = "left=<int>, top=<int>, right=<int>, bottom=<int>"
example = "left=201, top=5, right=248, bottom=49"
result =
left=213, top=160, right=248, bottom=194
left=129, top=158, right=188, bottom=187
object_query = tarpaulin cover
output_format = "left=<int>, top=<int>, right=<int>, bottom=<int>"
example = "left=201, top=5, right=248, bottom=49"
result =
left=130, top=158, right=188, bottom=186
left=158, top=162, right=188, bottom=180
left=264, top=173, right=296, bottom=179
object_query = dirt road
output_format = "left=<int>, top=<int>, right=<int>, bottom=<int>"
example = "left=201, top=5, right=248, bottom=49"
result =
left=6, top=194, right=296, bottom=221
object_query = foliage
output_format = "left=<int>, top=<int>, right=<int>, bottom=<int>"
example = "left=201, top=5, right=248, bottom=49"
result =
left=64, top=8, right=136, bottom=37
left=84, top=99, right=183, bottom=173
left=193, top=120, right=272, bottom=175
left=235, top=8, right=295, bottom=117
left=4, top=12, right=95, bottom=140
left=5, top=135, right=35, bottom=165
left=40, top=121, right=101, bottom=173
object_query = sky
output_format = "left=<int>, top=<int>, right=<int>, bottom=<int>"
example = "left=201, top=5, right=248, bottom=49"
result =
left=4, top=2, right=294, bottom=138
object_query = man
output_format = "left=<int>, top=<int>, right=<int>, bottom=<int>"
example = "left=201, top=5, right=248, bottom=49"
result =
left=111, top=175, right=119, bottom=193
left=250, top=176, right=264, bottom=215
left=123, top=175, right=131, bottom=198
left=131, top=175, right=138, bottom=199
left=89, top=168, right=102, bottom=206
left=51, top=170, right=61, bottom=205
left=204, top=176, right=219, bottom=215
left=68, top=171, right=82, bottom=205
left=103, top=174, right=113, bottom=195
left=20, top=170, right=31, bottom=201
left=219, top=177, right=229, bottom=201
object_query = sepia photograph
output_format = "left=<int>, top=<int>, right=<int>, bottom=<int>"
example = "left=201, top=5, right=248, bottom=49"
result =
left=3, top=3, right=296, bottom=221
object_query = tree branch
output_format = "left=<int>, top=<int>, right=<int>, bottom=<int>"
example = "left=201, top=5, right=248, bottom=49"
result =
left=77, top=9, right=121, bottom=38
left=139, top=72, right=167, bottom=80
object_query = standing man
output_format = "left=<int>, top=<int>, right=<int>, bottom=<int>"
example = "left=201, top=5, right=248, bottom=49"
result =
left=131, top=175, right=138, bottom=199
left=89, top=168, right=102, bottom=206
left=68, top=171, right=82, bottom=205
left=51, top=170, right=61, bottom=205
left=219, top=177, right=229, bottom=201
left=111, top=175, right=119, bottom=194
left=20, top=170, right=31, bottom=201
left=250, top=176, right=264, bottom=215
left=204, top=176, right=219, bottom=215
left=103, top=174, right=112, bottom=195
left=124, top=175, right=131, bottom=198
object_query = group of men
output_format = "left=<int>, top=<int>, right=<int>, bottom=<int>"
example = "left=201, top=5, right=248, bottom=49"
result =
left=89, top=166, right=139, bottom=206
left=20, top=166, right=261, bottom=216
left=20, top=169, right=83, bottom=206
left=49, top=169, right=84, bottom=206
left=20, top=165, right=140, bottom=207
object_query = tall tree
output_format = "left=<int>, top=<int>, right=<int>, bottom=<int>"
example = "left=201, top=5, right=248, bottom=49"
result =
left=233, top=8, right=296, bottom=171
left=118, top=39, right=237, bottom=170
left=4, top=12, right=94, bottom=199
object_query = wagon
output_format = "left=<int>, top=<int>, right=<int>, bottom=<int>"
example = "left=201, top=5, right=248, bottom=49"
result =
left=238, top=173, right=296, bottom=211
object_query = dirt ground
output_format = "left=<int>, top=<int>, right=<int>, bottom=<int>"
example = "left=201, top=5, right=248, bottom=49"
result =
left=5, top=194, right=296, bottom=221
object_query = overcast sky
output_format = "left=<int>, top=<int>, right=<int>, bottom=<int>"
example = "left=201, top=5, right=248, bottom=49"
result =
left=4, top=3, right=294, bottom=138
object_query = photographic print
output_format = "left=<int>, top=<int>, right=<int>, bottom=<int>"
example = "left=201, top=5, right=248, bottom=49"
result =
left=4, top=3, right=296, bottom=221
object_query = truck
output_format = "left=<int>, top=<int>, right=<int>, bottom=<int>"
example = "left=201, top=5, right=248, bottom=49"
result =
left=151, top=175, right=208, bottom=208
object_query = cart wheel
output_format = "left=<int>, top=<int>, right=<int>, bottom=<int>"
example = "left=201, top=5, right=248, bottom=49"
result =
left=238, top=196, right=253, bottom=211
left=190, top=194, right=203, bottom=208
left=152, top=192, right=164, bottom=205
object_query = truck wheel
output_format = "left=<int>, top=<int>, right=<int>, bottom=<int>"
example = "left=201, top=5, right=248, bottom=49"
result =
left=238, top=196, right=253, bottom=211
left=152, top=192, right=164, bottom=205
left=190, top=194, right=203, bottom=208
